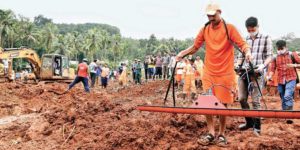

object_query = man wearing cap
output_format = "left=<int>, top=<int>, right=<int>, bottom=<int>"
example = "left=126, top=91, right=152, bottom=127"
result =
left=67, top=58, right=90, bottom=92
left=176, top=3, right=251, bottom=146
left=237, top=17, right=273, bottom=136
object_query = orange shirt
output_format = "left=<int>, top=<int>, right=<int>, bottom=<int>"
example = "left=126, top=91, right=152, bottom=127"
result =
left=183, top=64, right=195, bottom=75
left=77, top=63, right=88, bottom=77
left=194, top=59, right=204, bottom=78
left=194, top=20, right=249, bottom=76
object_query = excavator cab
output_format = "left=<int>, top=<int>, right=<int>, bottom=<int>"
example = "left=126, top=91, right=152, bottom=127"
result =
left=40, top=54, right=73, bottom=81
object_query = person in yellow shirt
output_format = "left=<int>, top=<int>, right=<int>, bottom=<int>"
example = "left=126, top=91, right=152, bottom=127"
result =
left=148, top=56, right=155, bottom=80
left=101, top=64, right=110, bottom=88
left=175, top=59, right=186, bottom=89
left=0, top=62, right=4, bottom=75
left=118, top=63, right=128, bottom=86
left=182, top=58, right=197, bottom=100
left=176, top=3, right=251, bottom=146
left=194, top=56, right=204, bottom=89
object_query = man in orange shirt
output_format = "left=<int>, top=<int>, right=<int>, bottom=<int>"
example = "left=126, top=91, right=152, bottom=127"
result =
left=182, top=57, right=197, bottom=100
left=194, top=56, right=204, bottom=89
left=176, top=3, right=251, bottom=146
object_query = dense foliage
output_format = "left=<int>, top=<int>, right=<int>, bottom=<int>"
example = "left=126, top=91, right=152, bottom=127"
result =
left=0, top=9, right=298, bottom=67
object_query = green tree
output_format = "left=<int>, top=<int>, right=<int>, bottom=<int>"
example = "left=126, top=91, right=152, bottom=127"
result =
left=146, top=34, right=158, bottom=55
left=34, top=15, right=52, bottom=26
left=0, top=9, right=16, bottom=47
left=41, top=23, right=57, bottom=53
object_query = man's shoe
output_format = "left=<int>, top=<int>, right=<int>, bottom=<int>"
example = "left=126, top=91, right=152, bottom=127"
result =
left=253, top=128, right=261, bottom=136
left=286, top=119, right=294, bottom=124
left=238, top=123, right=253, bottom=131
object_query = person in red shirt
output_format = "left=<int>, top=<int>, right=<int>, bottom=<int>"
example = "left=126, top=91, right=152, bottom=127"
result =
left=67, top=58, right=90, bottom=92
left=267, top=40, right=300, bottom=112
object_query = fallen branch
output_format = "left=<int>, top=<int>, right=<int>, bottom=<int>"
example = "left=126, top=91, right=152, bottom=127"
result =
left=62, top=124, right=65, bottom=140
left=61, top=125, right=76, bottom=147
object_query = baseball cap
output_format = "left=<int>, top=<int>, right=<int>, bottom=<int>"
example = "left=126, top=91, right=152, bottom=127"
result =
left=205, top=3, right=221, bottom=15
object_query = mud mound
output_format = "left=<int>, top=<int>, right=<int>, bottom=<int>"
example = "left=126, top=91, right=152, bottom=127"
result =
left=0, top=81, right=299, bottom=149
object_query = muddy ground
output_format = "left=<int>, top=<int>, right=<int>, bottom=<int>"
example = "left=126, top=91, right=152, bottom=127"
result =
left=0, top=80, right=299, bottom=150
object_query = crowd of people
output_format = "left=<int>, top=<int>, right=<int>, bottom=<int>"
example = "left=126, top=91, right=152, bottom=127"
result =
left=66, top=52, right=205, bottom=94
left=66, top=2, right=300, bottom=147
left=67, top=58, right=111, bottom=93
left=142, top=53, right=176, bottom=81
left=174, top=3, right=300, bottom=147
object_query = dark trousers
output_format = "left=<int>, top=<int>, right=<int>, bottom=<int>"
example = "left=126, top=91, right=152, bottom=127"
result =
left=155, top=67, right=162, bottom=79
left=69, top=76, right=90, bottom=92
left=101, top=77, right=108, bottom=88
left=135, top=72, right=141, bottom=84
left=90, top=72, right=96, bottom=87
left=162, top=65, right=169, bottom=79
left=144, top=68, right=148, bottom=80
left=148, top=68, right=154, bottom=79
left=132, top=71, right=136, bottom=81
left=238, top=76, right=263, bottom=130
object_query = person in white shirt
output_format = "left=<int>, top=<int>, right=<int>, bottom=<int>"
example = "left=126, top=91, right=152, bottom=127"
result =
left=89, top=59, right=98, bottom=88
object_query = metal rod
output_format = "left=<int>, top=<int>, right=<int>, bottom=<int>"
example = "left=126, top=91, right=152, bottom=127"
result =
left=137, top=106, right=300, bottom=119
left=172, top=63, right=177, bottom=107
left=164, top=62, right=178, bottom=105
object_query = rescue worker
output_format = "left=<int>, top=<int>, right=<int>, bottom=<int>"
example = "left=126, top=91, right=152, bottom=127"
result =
left=176, top=3, right=251, bottom=146
left=182, top=57, right=197, bottom=100
left=67, top=58, right=90, bottom=92
left=194, top=56, right=204, bottom=89
left=237, top=17, right=273, bottom=136
left=118, top=63, right=128, bottom=86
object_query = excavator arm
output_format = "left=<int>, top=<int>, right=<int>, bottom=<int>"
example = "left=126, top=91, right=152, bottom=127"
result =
left=0, top=47, right=42, bottom=79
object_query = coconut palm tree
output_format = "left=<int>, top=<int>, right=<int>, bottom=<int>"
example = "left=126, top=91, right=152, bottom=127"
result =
left=42, top=23, right=57, bottom=54
left=85, top=28, right=101, bottom=60
left=0, top=9, right=16, bottom=47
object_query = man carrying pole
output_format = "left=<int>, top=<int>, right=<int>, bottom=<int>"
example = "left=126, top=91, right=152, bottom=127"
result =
left=176, top=3, right=251, bottom=146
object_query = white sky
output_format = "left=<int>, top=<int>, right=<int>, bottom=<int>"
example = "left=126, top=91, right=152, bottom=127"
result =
left=0, top=0, right=299, bottom=40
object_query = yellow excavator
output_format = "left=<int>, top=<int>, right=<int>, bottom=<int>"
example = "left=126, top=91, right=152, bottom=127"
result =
left=0, top=47, right=75, bottom=83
